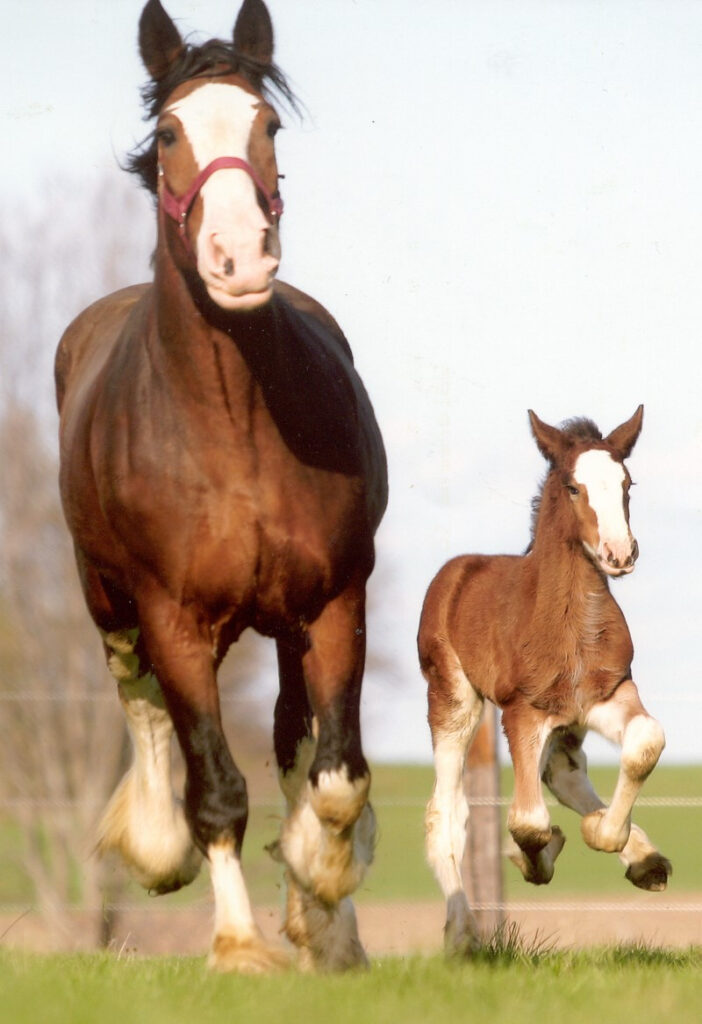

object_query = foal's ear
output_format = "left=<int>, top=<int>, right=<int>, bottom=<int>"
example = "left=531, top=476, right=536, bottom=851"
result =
left=528, top=410, right=565, bottom=464
left=233, top=0, right=274, bottom=68
left=138, top=0, right=185, bottom=81
left=605, top=404, right=644, bottom=459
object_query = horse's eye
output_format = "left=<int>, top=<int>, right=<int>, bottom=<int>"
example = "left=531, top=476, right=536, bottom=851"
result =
left=567, top=484, right=580, bottom=496
left=267, top=120, right=281, bottom=140
left=157, top=127, right=177, bottom=147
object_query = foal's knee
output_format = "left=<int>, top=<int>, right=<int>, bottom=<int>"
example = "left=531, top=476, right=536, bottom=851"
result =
left=622, top=715, right=665, bottom=780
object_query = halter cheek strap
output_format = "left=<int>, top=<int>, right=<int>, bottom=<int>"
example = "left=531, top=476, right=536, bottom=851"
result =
left=159, top=156, right=284, bottom=242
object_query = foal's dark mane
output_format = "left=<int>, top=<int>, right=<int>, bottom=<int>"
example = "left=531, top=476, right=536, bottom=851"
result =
left=126, top=37, right=299, bottom=195
left=528, top=417, right=603, bottom=545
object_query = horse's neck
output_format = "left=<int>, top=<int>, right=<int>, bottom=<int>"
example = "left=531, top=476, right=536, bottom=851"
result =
left=529, top=480, right=610, bottom=626
left=149, top=248, right=363, bottom=474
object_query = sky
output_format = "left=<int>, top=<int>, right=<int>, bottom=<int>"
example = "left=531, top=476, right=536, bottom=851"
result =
left=3, top=1, right=702, bottom=764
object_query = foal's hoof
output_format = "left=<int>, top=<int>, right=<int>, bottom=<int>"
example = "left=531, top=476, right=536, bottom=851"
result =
left=444, top=892, right=481, bottom=958
left=506, top=826, right=566, bottom=886
left=209, top=933, right=290, bottom=974
left=581, top=808, right=630, bottom=853
left=625, top=852, right=672, bottom=892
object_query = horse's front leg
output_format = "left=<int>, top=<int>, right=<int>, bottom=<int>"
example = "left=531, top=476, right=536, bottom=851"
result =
left=542, top=727, right=671, bottom=891
left=582, top=679, right=665, bottom=855
left=502, top=705, right=566, bottom=885
left=277, top=586, right=374, bottom=971
left=138, top=593, right=288, bottom=974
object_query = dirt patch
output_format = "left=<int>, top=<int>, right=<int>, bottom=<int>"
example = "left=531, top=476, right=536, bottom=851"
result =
left=3, top=897, right=701, bottom=957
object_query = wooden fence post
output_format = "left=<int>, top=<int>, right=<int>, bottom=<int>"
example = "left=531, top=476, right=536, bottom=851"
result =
left=463, top=704, right=504, bottom=936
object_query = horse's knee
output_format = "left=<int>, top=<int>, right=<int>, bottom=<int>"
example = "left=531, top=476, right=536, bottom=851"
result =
left=622, top=715, right=665, bottom=780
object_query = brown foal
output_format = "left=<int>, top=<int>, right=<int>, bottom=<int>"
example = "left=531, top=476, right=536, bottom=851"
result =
left=418, top=407, right=670, bottom=956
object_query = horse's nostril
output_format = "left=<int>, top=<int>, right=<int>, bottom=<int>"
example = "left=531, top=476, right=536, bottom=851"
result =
left=223, top=257, right=234, bottom=277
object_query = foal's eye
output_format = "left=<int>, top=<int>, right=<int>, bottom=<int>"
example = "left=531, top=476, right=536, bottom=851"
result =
left=567, top=484, right=580, bottom=496
left=157, top=127, right=177, bottom=147
left=267, top=120, right=281, bottom=139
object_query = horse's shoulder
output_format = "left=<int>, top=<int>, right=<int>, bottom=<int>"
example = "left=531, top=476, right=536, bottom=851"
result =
left=55, top=284, right=151, bottom=412
left=273, top=280, right=353, bottom=362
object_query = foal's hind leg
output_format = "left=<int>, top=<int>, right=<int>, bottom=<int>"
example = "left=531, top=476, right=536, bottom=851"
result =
left=542, top=728, right=671, bottom=891
left=580, top=681, right=668, bottom=874
left=423, top=640, right=484, bottom=956
left=277, top=588, right=374, bottom=971
left=98, top=629, right=202, bottom=893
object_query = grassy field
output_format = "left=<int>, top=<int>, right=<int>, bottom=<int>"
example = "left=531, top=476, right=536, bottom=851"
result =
left=1, top=763, right=699, bottom=908
left=2, top=945, right=702, bottom=1024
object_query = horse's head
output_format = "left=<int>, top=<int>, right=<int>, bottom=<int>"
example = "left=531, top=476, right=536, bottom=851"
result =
left=529, top=406, right=644, bottom=578
left=135, top=0, right=290, bottom=311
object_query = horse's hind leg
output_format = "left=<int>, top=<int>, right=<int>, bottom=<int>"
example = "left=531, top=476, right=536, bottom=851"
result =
left=276, top=587, right=374, bottom=971
left=422, top=638, right=484, bottom=956
left=543, top=727, right=671, bottom=891
left=98, top=628, right=202, bottom=893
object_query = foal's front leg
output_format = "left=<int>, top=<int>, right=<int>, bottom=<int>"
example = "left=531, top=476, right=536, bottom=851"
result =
left=582, top=679, right=665, bottom=855
left=278, top=586, right=374, bottom=971
left=502, top=705, right=565, bottom=885
left=542, top=727, right=671, bottom=890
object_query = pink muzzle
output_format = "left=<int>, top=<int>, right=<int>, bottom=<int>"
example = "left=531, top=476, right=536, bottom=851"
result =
left=159, top=156, right=283, bottom=252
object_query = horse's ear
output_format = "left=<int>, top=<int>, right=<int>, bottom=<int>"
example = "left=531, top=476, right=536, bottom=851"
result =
left=605, top=404, right=644, bottom=459
left=528, top=410, right=564, bottom=464
left=233, top=0, right=274, bottom=68
left=139, top=0, right=185, bottom=81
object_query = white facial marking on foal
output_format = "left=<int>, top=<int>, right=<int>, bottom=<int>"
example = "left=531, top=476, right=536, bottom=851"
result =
left=573, top=450, right=628, bottom=546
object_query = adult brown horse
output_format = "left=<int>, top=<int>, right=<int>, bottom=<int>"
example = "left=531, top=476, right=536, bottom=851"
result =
left=55, top=0, right=387, bottom=973
left=418, top=408, right=671, bottom=957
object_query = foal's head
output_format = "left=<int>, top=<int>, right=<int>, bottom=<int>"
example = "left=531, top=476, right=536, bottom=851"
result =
left=528, top=406, right=644, bottom=578
left=130, top=0, right=295, bottom=311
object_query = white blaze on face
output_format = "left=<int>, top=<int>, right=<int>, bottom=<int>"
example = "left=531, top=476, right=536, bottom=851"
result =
left=166, top=82, right=279, bottom=310
left=573, top=449, right=635, bottom=574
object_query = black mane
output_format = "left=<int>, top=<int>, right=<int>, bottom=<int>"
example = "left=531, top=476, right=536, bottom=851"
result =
left=558, top=417, right=603, bottom=444
left=126, top=37, right=298, bottom=195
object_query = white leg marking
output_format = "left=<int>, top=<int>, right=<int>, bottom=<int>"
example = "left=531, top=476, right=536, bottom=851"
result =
left=583, top=702, right=665, bottom=853
left=98, top=630, right=202, bottom=892
left=208, top=841, right=289, bottom=974
left=425, top=666, right=484, bottom=956
left=275, top=730, right=372, bottom=967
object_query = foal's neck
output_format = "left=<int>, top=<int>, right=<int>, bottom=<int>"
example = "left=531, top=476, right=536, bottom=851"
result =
left=529, top=474, right=610, bottom=616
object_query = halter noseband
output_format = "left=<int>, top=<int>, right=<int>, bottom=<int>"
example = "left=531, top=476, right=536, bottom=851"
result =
left=159, top=156, right=284, bottom=244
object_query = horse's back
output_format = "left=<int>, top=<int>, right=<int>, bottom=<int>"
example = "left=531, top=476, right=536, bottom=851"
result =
left=55, top=283, right=150, bottom=416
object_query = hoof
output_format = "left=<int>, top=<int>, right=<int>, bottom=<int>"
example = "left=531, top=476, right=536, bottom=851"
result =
left=285, top=881, right=369, bottom=973
left=581, top=809, right=629, bottom=853
left=208, top=933, right=290, bottom=974
left=625, top=852, right=672, bottom=892
left=507, top=826, right=565, bottom=885
left=444, top=891, right=481, bottom=958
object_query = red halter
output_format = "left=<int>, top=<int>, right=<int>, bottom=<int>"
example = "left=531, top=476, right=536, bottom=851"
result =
left=159, top=156, right=284, bottom=244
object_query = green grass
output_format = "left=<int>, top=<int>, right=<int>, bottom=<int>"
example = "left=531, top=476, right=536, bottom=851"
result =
left=2, top=946, right=702, bottom=1024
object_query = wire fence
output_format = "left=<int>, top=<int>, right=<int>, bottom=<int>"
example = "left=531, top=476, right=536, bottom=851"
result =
left=1, top=690, right=700, bottom=953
